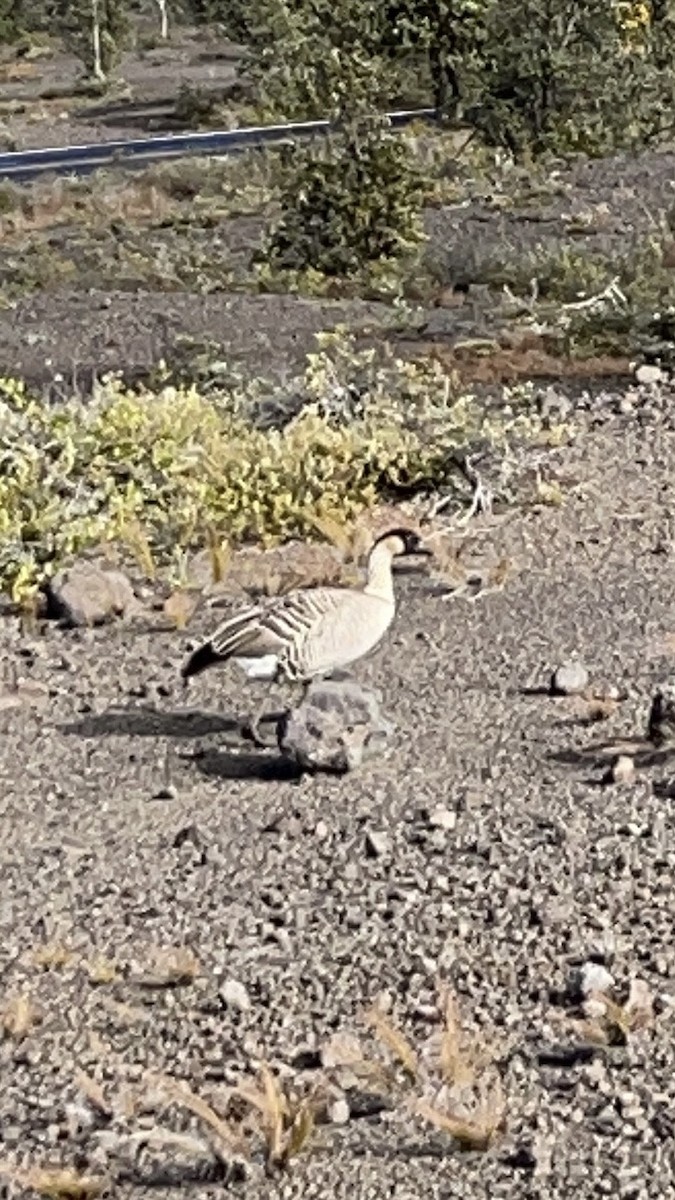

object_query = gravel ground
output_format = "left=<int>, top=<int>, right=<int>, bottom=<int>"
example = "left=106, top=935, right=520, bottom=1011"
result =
left=1, top=396, right=674, bottom=1198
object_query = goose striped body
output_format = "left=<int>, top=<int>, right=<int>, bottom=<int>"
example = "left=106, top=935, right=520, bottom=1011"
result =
left=186, top=587, right=396, bottom=684
left=180, top=528, right=430, bottom=739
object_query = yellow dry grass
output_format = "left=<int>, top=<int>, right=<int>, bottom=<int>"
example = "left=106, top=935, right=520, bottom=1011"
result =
left=31, top=941, right=74, bottom=970
left=0, top=1165, right=106, bottom=1199
left=1, top=991, right=39, bottom=1039
left=234, top=1063, right=322, bottom=1171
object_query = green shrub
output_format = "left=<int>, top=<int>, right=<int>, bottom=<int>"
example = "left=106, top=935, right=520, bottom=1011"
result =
left=262, top=121, right=427, bottom=277
left=0, top=0, right=23, bottom=43
left=0, top=332, right=552, bottom=601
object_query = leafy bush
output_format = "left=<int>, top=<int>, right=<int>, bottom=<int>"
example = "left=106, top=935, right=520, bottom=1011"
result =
left=556, top=237, right=675, bottom=361
left=240, top=0, right=403, bottom=121
left=235, top=0, right=675, bottom=283
left=238, top=0, right=431, bottom=279
left=262, top=121, right=427, bottom=277
left=0, top=332, right=550, bottom=601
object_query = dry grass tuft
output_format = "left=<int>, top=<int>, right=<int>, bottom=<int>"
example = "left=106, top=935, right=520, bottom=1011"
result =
left=74, top=1069, right=112, bottom=1119
left=579, top=977, right=654, bottom=1046
left=132, top=946, right=201, bottom=989
left=361, top=987, right=506, bottom=1152
left=3, top=1166, right=106, bottom=1199
left=437, top=988, right=479, bottom=1089
left=576, top=696, right=621, bottom=724
left=85, top=956, right=119, bottom=986
left=205, top=525, right=231, bottom=584
left=363, top=1002, right=419, bottom=1081
left=147, top=1063, right=324, bottom=1174
left=1, top=991, right=39, bottom=1039
left=234, top=1063, right=322, bottom=1172
left=31, top=941, right=74, bottom=971
left=156, top=1075, right=248, bottom=1162
left=415, top=1080, right=506, bottom=1151
left=162, top=589, right=199, bottom=630
left=121, top=520, right=157, bottom=581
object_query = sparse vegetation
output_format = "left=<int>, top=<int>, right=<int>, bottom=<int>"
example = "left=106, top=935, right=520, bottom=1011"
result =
left=576, top=976, right=655, bottom=1047
left=148, top=987, right=504, bottom=1172
left=1, top=991, right=39, bottom=1039
left=360, top=990, right=506, bottom=1150
left=1, top=1166, right=107, bottom=1199
left=50, top=0, right=131, bottom=81
left=0, top=330, right=559, bottom=602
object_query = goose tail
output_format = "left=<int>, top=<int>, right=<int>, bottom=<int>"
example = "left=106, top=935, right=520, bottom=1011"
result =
left=180, top=604, right=266, bottom=681
left=181, top=640, right=222, bottom=681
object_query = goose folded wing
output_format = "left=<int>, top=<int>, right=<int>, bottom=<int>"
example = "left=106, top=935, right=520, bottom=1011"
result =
left=210, top=589, right=344, bottom=660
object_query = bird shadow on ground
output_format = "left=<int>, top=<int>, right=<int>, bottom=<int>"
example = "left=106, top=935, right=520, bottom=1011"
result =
left=181, top=746, right=303, bottom=783
left=549, top=739, right=673, bottom=769
left=60, top=704, right=243, bottom=740
left=548, top=739, right=674, bottom=788
left=59, top=703, right=300, bottom=781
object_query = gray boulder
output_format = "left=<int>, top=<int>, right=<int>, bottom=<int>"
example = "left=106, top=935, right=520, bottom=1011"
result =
left=44, top=560, right=137, bottom=627
left=279, top=678, right=394, bottom=773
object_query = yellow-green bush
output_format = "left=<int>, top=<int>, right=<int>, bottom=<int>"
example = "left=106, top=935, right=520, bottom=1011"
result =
left=0, top=333, right=551, bottom=602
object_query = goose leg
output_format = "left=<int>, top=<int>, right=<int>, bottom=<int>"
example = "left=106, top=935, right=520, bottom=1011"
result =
left=241, top=695, right=272, bottom=748
left=242, top=681, right=309, bottom=748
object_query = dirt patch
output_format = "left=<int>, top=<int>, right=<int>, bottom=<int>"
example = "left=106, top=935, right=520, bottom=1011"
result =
left=399, top=330, right=633, bottom=387
left=0, top=289, right=396, bottom=389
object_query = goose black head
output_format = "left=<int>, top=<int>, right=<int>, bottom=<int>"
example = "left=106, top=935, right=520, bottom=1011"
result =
left=371, top=527, right=432, bottom=558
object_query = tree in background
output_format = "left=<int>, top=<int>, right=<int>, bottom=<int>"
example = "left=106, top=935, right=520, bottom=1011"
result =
left=462, top=0, right=675, bottom=156
left=154, top=0, right=169, bottom=39
left=51, top=0, right=130, bottom=80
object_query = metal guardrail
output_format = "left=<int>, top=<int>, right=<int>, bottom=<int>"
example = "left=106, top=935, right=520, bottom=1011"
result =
left=0, top=108, right=437, bottom=182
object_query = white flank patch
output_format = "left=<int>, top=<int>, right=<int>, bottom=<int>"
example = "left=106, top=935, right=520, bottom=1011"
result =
left=235, top=654, right=279, bottom=680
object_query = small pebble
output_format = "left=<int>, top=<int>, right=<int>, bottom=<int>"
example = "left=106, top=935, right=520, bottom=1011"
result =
left=551, top=661, right=589, bottom=696
left=429, top=829, right=448, bottom=852
left=428, top=805, right=457, bottom=831
left=583, top=994, right=609, bottom=1020
left=634, top=363, right=665, bottom=386
left=219, top=979, right=251, bottom=1013
left=625, top=977, right=653, bottom=1022
left=328, top=1097, right=351, bottom=1125
left=579, top=961, right=615, bottom=998
left=365, top=830, right=391, bottom=858
left=606, top=755, right=635, bottom=786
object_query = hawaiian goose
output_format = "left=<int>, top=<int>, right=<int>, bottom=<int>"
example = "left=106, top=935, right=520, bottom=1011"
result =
left=181, top=527, right=431, bottom=744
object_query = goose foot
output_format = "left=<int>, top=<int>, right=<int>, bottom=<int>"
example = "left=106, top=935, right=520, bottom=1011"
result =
left=241, top=715, right=274, bottom=749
